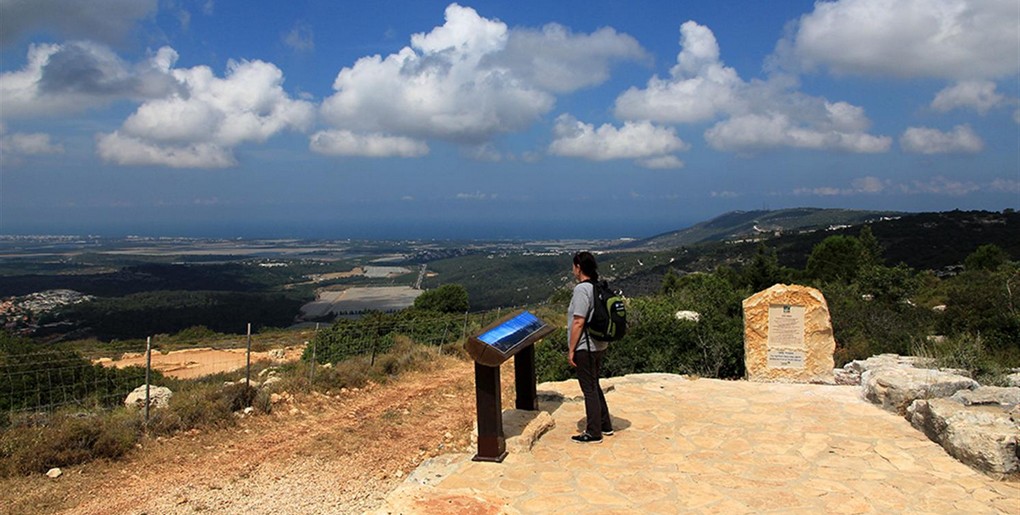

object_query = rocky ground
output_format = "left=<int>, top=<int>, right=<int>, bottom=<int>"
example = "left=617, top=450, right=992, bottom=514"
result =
left=0, top=356, right=490, bottom=515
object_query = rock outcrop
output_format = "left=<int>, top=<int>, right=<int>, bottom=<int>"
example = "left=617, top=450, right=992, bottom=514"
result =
left=851, top=354, right=1019, bottom=478
left=861, top=366, right=978, bottom=415
left=908, top=387, right=1020, bottom=478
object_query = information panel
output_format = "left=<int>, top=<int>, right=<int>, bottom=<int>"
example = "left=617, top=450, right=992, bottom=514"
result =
left=466, top=310, right=554, bottom=367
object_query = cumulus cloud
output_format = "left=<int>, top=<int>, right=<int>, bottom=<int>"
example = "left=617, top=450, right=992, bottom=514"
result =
left=98, top=58, right=315, bottom=168
left=309, top=130, right=428, bottom=158
left=900, top=124, right=984, bottom=154
left=614, top=21, right=741, bottom=123
left=0, top=42, right=181, bottom=118
left=318, top=3, right=645, bottom=155
left=777, top=0, right=1019, bottom=80
left=615, top=21, right=890, bottom=155
left=0, top=0, right=157, bottom=47
left=548, top=114, right=688, bottom=166
left=931, top=80, right=1006, bottom=114
left=705, top=101, right=892, bottom=153
left=96, top=131, right=237, bottom=168
left=490, top=23, right=648, bottom=93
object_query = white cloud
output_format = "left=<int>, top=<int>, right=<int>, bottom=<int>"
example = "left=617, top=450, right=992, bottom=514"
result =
left=988, top=179, right=1020, bottom=193
left=0, top=42, right=181, bottom=118
left=0, top=0, right=157, bottom=47
left=711, top=191, right=740, bottom=198
left=903, top=175, right=980, bottom=195
left=319, top=3, right=645, bottom=151
left=851, top=176, right=887, bottom=193
left=793, top=176, right=889, bottom=196
left=283, top=22, right=314, bottom=52
left=455, top=191, right=496, bottom=200
left=0, top=123, right=64, bottom=166
left=98, top=58, right=314, bottom=168
left=614, top=21, right=741, bottom=123
left=549, top=114, right=688, bottom=163
left=931, top=80, right=1006, bottom=114
left=492, top=23, right=648, bottom=93
left=309, top=130, right=428, bottom=158
left=616, top=21, right=890, bottom=155
left=900, top=124, right=984, bottom=154
left=705, top=108, right=891, bottom=154
left=778, top=0, right=1019, bottom=80
left=638, top=155, right=685, bottom=170
left=96, top=131, right=236, bottom=168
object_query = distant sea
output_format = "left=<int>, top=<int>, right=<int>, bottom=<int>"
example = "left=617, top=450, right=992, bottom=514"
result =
left=5, top=217, right=696, bottom=241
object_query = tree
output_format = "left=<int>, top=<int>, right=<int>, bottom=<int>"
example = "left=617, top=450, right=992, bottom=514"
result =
left=743, top=243, right=790, bottom=292
left=858, top=225, right=882, bottom=267
left=964, top=244, right=1008, bottom=272
left=660, top=268, right=682, bottom=295
left=806, top=235, right=865, bottom=283
left=413, top=284, right=469, bottom=313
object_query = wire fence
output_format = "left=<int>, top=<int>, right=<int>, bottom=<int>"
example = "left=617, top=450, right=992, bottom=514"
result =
left=1, top=308, right=522, bottom=419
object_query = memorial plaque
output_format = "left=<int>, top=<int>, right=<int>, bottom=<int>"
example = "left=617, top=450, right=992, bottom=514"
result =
left=767, top=349, right=806, bottom=369
left=742, top=284, right=835, bottom=384
left=768, top=304, right=806, bottom=350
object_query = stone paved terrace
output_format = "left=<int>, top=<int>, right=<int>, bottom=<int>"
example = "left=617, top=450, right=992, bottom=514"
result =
left=374, top=374, right=1019, bottom=514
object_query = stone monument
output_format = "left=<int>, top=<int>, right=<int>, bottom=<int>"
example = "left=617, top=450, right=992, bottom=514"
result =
left=742, top=284, right=835, bottom=384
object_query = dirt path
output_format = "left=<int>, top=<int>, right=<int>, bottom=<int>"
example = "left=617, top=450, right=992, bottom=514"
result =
left=2, top=357, right=491, bottom=515
left=98, top=346, right=307, bottom=380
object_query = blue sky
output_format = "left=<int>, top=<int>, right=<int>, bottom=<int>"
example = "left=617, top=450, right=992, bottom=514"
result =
left=1, top=0, right=1018, bottom=239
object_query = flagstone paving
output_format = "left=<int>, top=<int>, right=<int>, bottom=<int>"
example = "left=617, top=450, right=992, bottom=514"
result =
left=374, top=373, right=1019, bottom=514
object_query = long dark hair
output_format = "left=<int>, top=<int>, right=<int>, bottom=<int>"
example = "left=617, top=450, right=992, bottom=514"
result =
left=573, top=251, right=599, bottom=280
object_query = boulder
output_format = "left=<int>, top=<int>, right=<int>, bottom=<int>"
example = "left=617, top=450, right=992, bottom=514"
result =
left=124, top=385, right=173, bottom=409
left=861, top=367, right=977, bottom=415
left=908, top=397, right=1020, bottom=478
left=674, top=310, right=700, bottom=322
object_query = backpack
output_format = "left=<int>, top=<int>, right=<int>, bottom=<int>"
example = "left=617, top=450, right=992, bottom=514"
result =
left=585, top=279, right=627, bottom=342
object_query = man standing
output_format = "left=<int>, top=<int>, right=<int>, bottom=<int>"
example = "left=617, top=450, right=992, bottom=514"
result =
left=567, top=251, right=613, bottom=443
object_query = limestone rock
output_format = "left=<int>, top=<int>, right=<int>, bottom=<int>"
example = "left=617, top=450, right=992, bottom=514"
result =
left=46, top=467, right=62, bottom=478
left=844, top=354, right=934, bottom=374
left=1005, top=372, right=1020, bottom=388
left=950, top=386, right=1020, bottom=407
left=124, top=385, right=173, bottom=410
left=908, top=398, right=1020, bottom=478
left=742, top=284, right=835, bottom=384
left=861, top=367, right=977, bottom=415
left=675, top=310, right=700, bottom=322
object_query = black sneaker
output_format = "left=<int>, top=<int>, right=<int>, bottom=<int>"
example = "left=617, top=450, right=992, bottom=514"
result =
left=571, top=432, right=603, bottom=444
left=602, top=429, right=614, bottom=436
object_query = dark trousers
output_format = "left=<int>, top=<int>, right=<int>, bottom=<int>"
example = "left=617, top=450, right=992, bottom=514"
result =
left=575, top=349, right=611, bottom=437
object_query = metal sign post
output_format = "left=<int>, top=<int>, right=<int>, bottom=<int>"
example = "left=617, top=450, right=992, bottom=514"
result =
left=465, top=310, right=553, bottom=462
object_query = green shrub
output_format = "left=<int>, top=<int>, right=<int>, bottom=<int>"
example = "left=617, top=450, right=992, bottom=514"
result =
left=912, top=333, right=1010, bottom=385
left=0, top=409, right=141, bottom=477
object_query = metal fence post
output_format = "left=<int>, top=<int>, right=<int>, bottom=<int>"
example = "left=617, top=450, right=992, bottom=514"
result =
left=245, top=323, right=252, bottom=390
left=308, top=340, right=315, bottom=384
left=144, top=336, right=151, bottom=427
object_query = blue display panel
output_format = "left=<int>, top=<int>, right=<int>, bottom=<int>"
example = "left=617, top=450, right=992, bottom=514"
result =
left=466, top=310, right=554, bottom=367
left=477, top=311, right=547, bottom=353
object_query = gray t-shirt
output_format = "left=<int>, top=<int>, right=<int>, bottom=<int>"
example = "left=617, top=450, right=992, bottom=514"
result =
left=567, top=281, right=609, bottom=352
